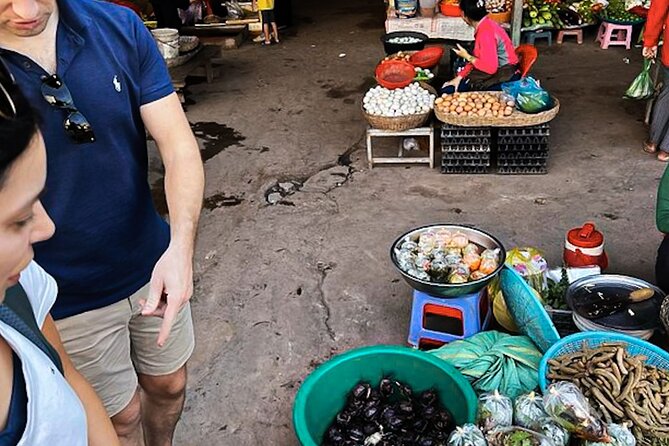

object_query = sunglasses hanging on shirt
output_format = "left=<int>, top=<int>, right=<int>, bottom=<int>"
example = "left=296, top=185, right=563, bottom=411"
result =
left=41, top=74, right=96, bottom=144
left=0, top=57, right=17, bottom=120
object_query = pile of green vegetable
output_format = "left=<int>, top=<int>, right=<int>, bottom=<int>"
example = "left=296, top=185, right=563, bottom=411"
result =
left=544, top=268, right=569, bottom=311
left=523, top=0, right=565, bottom=29
left=600, top=0, right=643, bottom=23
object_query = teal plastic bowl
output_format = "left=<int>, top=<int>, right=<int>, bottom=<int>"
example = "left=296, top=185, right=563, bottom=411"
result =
left=292, top=345, right=478, bottom=446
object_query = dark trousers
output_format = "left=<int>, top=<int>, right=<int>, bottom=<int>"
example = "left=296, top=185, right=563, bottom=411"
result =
left=656, top=235, right=669, bottom=293
left=650, top=65, right=669, bottom=153
left=151, top=0, right=189, bottom=29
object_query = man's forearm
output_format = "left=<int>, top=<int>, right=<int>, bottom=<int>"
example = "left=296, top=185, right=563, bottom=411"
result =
left=163, top=144, right=205, bottom=251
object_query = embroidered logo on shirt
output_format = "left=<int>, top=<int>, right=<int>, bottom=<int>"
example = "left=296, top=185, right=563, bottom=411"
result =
left=113, top=76, right=122, bottom=93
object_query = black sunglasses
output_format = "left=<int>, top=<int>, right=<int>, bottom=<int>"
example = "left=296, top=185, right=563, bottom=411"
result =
left=0, top=57, right=17, bottom=120
left=41, top=74, right=96, bottom=144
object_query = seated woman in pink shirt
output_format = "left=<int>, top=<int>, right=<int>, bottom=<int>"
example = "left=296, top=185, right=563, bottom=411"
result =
left=442, top=0, right=520, bottom=94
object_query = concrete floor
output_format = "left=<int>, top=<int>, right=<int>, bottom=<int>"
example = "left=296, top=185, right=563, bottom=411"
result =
left=161, top=1, right=667, bottom=444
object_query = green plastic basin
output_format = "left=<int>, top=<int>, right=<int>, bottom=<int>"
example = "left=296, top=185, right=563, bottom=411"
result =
left=292, top=345, right=477, bottom=446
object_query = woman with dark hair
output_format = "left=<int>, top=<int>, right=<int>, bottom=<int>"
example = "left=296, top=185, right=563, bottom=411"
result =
left=0, top=62, right=119, bottom=445
left=442, top=0, right=520, bottom=94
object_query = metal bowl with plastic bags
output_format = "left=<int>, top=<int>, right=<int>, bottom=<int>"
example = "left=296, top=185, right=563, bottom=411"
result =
left=390, top=224, right=506, bottom=298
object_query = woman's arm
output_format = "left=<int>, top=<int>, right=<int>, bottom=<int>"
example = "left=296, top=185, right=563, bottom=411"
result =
left=643, top=0, right=668, bottom=49
left=41, top=316, right=120, bottom=446
left=470, top=26, right=499, bottom=75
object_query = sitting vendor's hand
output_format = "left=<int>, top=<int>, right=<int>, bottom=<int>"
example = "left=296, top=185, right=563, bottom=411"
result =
left=452, top=44, right=473, bottom=62
left=442, top=76, right=463, bottom=89
left=643, top=46, right=658, bottom=60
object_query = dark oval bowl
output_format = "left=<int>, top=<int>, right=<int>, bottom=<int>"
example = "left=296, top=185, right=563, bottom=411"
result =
left=381, top=31, right=429, bottom=55
left=390, top=224, right=506, bottom=298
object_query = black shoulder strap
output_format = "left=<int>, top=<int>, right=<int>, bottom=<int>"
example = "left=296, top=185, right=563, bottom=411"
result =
left=0, top=284, right=63, bottom=374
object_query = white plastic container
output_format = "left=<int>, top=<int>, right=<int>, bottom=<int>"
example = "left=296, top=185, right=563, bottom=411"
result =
left=151, top=28, right=179, bottom=60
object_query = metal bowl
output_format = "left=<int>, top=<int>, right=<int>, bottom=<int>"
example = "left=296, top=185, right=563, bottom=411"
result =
left=566, top=274, right=665, bottom=331
left=390, top=224, right=506, bottom=298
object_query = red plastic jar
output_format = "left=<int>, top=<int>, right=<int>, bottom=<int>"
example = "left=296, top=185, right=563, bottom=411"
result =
left=563, top=222, right=608, bottom=270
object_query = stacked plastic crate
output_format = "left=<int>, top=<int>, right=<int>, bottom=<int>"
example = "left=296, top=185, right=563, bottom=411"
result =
left=440, top=124, right=492, bottom=174
left=497, top=124, right=550, bottom=175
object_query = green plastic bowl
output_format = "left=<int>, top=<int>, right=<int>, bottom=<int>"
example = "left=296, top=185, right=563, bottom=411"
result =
left=292, top=345, right=477, bottom=445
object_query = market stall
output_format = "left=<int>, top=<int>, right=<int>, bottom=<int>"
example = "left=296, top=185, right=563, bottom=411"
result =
left=385, top=0, right=648, bottom=47
left=291, top=218, right=669, bottom=446
left=362, top=30, right=560, bottom=174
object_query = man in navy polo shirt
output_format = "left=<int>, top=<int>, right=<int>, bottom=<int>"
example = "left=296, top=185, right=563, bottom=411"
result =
left=0, top=0, right=205, bottom=445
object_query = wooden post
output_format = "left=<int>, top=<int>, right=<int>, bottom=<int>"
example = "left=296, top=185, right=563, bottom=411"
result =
left=511, top=0, right=524, bottom=46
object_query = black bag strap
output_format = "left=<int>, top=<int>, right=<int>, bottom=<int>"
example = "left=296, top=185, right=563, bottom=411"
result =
left=0, top=284, right=63, bottom=374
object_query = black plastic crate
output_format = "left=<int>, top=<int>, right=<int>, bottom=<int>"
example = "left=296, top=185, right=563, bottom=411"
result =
left=497, top=166, right=548, bottom=175
left=498, top=143, right=549, bottom=153
left=441, top=145, right=492, bottom=153
left=498, top=124, right=550, bottom=137
left=441, top=165, right=490, bottom=174
left=443, top=137, right=493, bottom=146
left=441, top=125, right=492, bottom=138
left=498, top=135, right=550, bottom=146
left=497, top=150, right=549, bottom=160
left=498, top=157, right=548, bottom=167
left=442, top=158, right=491, bottom=167
left=442, top=151, right=491, bottom=160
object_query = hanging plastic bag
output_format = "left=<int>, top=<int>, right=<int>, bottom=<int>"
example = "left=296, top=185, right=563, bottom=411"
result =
left=514, top=391, right=548, bottom=431
left=477, top=390, right=513, bottom=433
left=543, top=382, right=609, bottom=442
left=486, top=426, right=554, bottom=446
left=448, top=424, right=488, bottom=446
left=625, top=59, right=655, bottom=100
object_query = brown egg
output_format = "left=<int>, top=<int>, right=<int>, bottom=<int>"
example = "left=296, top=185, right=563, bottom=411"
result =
left=464, top=105, right=473, bottom=112
left=455, top=106, right=464, bottom=113
left=477, top=109, right=486, bottom=117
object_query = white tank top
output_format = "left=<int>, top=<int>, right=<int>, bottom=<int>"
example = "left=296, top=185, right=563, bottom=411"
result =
left=0, top=261, right=87, bottom=445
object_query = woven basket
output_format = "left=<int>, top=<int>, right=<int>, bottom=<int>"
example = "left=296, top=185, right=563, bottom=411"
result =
left=363, top=84, right=436, bottom=131
left=537, top=331, right=669, bottom=392
left=435, top=93, right=560, bottom=127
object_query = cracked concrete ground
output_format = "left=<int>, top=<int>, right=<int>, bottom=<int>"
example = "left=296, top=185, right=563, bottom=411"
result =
left=152, top=1, right=667, bottom=444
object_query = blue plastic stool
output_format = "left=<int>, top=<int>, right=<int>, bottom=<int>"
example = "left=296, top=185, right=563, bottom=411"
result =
left=408, top=289, right=492, bottom=349
left=524, top=30, right=552, bottom=46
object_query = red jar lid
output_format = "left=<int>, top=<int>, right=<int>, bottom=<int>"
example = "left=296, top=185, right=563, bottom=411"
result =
left=567, top=222, right=604, bottom=248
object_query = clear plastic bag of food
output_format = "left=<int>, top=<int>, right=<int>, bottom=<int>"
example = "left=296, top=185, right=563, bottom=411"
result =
left=448, top=423, right=487, bottom=446
left=449, top=263, right=471, bottom=284
left=514, top=391, right=547, bottom=431
left=477, top=390, right=513, bottom=433
left=540, top=419, right=570, bottom=446
left=479, top=248, right=500, bottom=275
left=585, top=423, right=635, bottom=446
left=486, top=426, right=554, bottom=446
left=505, top=247, right=548, bottom=292
left=543, top=382, right=609, bottom=442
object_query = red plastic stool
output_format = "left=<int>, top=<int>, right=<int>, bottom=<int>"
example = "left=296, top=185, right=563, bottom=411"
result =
left=408, top=289, right=491, bottom=349
left=595, top=22, right=632, bottom=49
left=557, top=29, right=583, bottom=44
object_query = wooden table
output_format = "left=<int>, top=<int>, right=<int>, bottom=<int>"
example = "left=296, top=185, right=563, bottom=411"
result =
left=168, top=45, right=221, bottom=102
left=366, top=126, right=435, bottom=169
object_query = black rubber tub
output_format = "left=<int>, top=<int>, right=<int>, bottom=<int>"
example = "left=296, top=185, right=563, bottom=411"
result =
left=381, top=31, right=429, bottom=55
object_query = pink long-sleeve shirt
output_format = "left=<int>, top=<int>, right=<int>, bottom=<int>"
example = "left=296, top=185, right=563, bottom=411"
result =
left=460, top=17, right=519, bottom=78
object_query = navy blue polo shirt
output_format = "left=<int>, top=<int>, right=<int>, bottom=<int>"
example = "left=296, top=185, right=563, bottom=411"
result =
left=2, top=0, right=174, bottom=319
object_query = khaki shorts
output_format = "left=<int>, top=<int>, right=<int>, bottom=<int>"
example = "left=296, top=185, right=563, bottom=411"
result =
left=55, top=283, right=195, bottom=417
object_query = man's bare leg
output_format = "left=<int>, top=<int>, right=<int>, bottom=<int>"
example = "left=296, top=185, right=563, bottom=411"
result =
left=112, top=390, right=144, bottom=446
left=138, top=366, right=187, bottom=446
